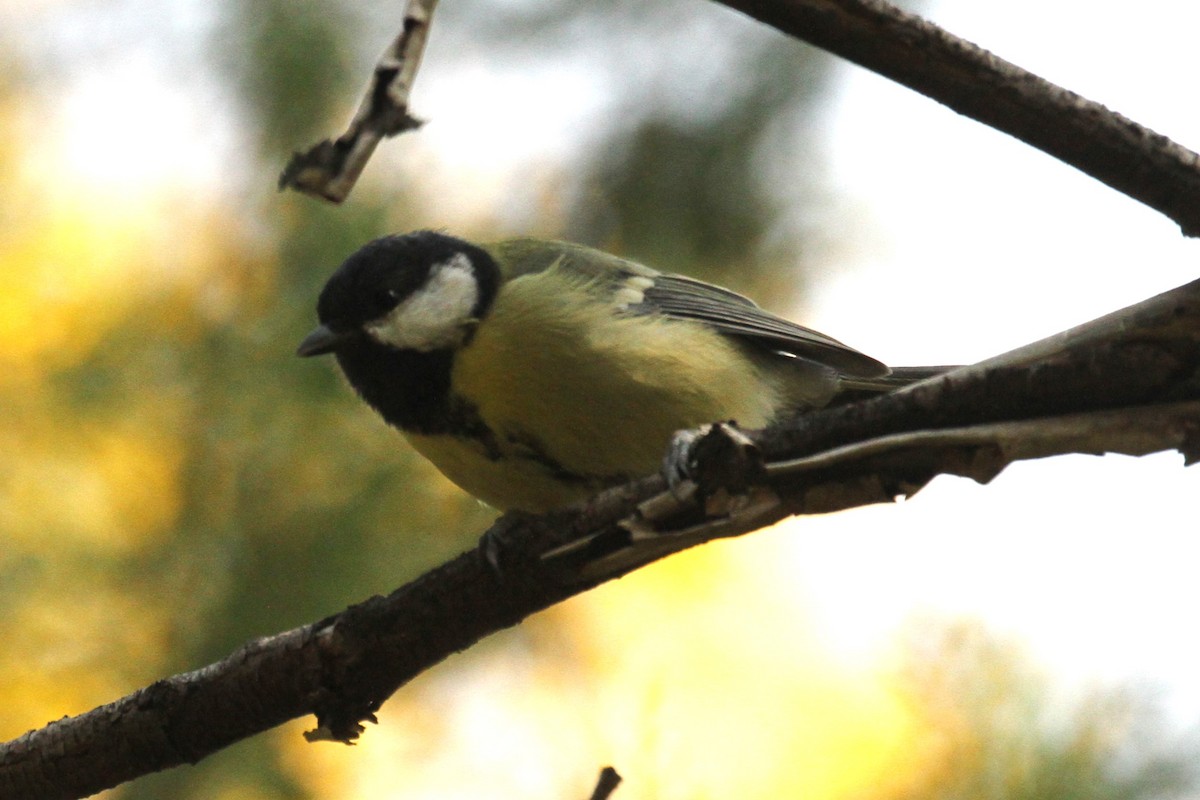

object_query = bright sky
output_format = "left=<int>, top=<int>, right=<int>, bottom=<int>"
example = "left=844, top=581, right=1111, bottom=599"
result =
left=803, top=0, right=1200, bottom=722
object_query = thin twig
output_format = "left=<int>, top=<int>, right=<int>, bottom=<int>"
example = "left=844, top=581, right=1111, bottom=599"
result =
left=588, top=766, right=623, bottom=800
left=278, top=0, right=438, bottom=202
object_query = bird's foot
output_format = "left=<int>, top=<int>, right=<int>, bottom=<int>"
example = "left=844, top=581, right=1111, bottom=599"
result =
left=662, top=421, right=765, bottom=502
left=477, top=511, right=537, bottom=576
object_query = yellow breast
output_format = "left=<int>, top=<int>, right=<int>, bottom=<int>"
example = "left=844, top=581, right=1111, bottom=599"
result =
left=410, top=268, right=786, bottom=512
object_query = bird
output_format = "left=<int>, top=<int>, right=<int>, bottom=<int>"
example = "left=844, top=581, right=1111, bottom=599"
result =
left=298, top=231, right=946, bottom=513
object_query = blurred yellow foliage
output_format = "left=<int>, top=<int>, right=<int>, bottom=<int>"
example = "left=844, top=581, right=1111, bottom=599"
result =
left=0, top=188, right=263, bottom=385
left=0, top=579, right=172, bottom=736
left=0, top=80, right=279, bottom=556
left=1, top=194, right=155, bottom=384
left=0, top=409, right=184, bottom=553
left=0, top=84, right=261, bottom=743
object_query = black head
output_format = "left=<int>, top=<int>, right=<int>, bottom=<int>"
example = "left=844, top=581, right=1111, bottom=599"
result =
left=298, top=231, right=501, bottom=357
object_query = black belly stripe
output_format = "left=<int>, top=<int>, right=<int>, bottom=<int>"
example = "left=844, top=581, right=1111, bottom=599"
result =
left=442, top=394, right=503, bottom=460
left=500, top=426, right=633, bottom=488
left=440, top=415, right=629, bottom=491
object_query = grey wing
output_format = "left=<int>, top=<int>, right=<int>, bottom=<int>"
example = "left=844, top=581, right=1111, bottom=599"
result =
left=637, top=273, right=889, bottom=378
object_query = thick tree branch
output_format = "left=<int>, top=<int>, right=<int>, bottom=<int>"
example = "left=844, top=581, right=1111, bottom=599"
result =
left=3, top=278, right=1198, bottom=800
left=714, top=0, right=1200, bottom=235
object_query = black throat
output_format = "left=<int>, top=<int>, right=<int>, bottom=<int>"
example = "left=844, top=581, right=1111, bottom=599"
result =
left=334, top=340, right=478, bottom=437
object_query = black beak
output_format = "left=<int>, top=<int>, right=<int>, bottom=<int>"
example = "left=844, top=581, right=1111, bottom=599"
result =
left=296, top=324, right=356, bottom=357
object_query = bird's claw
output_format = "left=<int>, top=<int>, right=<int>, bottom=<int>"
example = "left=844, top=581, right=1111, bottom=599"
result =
left=661, top=421, right=764, bottom=501
left=663, top=428, right=704, bottom=498
left=478, top=511, right=536, bottom=576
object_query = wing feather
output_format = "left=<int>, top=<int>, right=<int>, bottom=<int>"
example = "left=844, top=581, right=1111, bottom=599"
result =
left=491, top=238, right=889, bottom=379
left=636, top=274, right=888, bottom=378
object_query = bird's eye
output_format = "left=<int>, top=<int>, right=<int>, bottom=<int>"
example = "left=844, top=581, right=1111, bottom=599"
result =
left=377, top=288, right=401, bottom=309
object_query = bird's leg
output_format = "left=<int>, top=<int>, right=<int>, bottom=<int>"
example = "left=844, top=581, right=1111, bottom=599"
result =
left=554, top=423, right=776, bottom=578
left=540, top=423, right=770, bottom=575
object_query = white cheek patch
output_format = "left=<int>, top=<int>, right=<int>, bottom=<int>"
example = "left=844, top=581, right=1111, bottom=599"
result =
left=366, top=253, right=480, bottom=351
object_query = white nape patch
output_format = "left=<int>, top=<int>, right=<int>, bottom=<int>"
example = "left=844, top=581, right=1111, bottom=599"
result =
left=612, top=275, right=655, bottom=309
left=365, top=253, right=480, bottom=352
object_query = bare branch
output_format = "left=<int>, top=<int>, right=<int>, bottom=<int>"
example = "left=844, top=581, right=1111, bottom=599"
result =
left=278, top=0, right=437, bottom=203
left=587, top=402, right=1198, bottom=577
left=3, top=277, right=1198, bottom=799
left=715, top=0, right=1200, bottom=235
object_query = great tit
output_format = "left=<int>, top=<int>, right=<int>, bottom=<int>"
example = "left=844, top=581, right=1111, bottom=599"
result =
left=298, top=231, right=944, bottom=513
